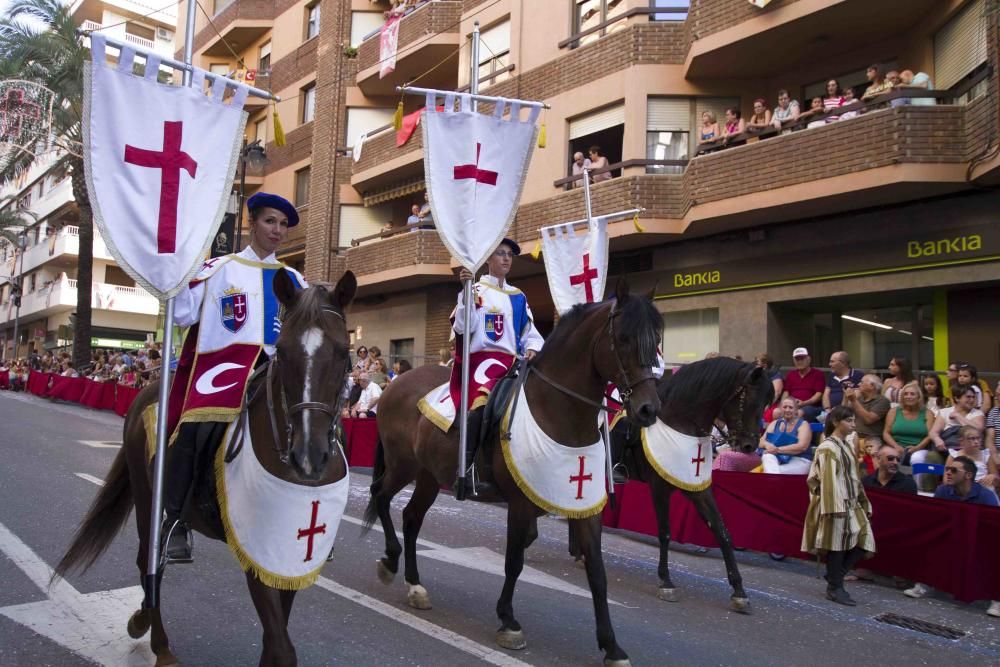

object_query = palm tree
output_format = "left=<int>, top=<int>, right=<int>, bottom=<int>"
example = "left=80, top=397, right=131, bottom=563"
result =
left=0, top=0, right=92, bottom=369
left=0, top=196, right=38, bottom=246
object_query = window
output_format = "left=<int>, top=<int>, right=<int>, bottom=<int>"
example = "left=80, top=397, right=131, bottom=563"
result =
left=258, top=42, right=271, bottom=73
left=476, top=20, right=511, bottom=86
left=212, top=0, right=234, bottom=14
left=305, top=2, right=321, bottom=40
left=661, top=309, right=718, bottom=364
left=301, top=83, right=316, bottom=124
left=350, top=11, right=385, bottom=47
left=567, top=103, right=625, bottom=184
left=254, top=117, right=268, bottom=143
left=650, top=0, right=689, bottom=21
left=338, top=203, right=393, bottom=247
left=209, top=63, right=230, bottom=77
left=345, top=107, right=395, bottom=145
left=390, top=338, right=414, bottom=367
left=934, top=0, right=987, bottom=91
left=572, top=0, right=628, bottom=48
left=294, top=166, right=311, bottom=208
left=646, top=98, right=689, bottom=174
left=28, top=272, right=36, bottom=293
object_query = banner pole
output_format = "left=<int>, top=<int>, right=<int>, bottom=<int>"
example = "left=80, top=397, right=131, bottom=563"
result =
left=142, top=0, right=196, bottom=610
left=581, top=169, right=615, bottom=500
left=455, top=21, right=481, bottom=501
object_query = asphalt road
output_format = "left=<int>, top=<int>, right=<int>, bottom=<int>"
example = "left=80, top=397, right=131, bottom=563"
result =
left=0, top=390, right=998, bottom=667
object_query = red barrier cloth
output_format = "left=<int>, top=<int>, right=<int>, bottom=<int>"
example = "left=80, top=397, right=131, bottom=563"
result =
left=0, top=370, right=8, bottom=390
left=79, top=379, right=107, bottom=409
left=27, top=371, right=52, bottom=397
left=115, top=384, right=141, bottom=416
left=100, top=382, right=117, bottom=410
left=48, top=375, right=86, bottom=403
left=604, top=471, right=1000, bottom=603
left=342, top=418, right=378, bottom=467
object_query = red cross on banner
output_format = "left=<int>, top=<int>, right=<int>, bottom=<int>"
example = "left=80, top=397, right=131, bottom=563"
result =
left=124, top=120, right=198, bottom=254
left=569, top=455, right=593, bottom=500
left=569, top=253, right=599, bottom=303
left=453, top=142, right=498, bottom=186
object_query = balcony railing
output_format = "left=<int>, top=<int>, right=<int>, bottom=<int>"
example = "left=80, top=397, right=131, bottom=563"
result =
left=343, top=229, right=451, bottom=284
left=0, top=276, right=158, bottom=324
left=351, top=221, right=435, bottom=247
left=559, top=5, right=689, bottom=50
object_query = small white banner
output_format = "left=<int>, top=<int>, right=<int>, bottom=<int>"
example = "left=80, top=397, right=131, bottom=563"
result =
left=423, top=92, right=539, bottom=271
left=540, top=219, right=609, bottom=315
left=84, top=34, right=247, bottom=299
left=379, top=17, right=400, bottom=79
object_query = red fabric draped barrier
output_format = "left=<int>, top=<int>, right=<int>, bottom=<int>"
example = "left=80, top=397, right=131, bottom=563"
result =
left=27, top=371, right=52, bottom=397
left=0, top=370, right=8, bottom=390
left=603, top=472, right=1000, bottom=603
left=342, top=418, right=378, bottom=468
left=48, top=375, right=87, bottom=403
left=115, top=384, right=141, bottom=416
left=20, top=371, right=144, bottom=418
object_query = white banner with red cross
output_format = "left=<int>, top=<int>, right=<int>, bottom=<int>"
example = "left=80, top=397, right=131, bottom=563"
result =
left=84, top=33, right=248, bottom=299
left=379, top=16, right=400, bottom=79
left=422, top=92, right=540, bottom=271
left=539, top=218, right=609, bottom=315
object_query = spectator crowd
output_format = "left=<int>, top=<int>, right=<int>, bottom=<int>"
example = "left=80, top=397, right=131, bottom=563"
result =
left=0, top=343, right=164, bottom=392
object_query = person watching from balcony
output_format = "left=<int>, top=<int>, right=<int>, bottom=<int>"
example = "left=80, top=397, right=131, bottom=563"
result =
left=886, top=70, right=909, bottom=108
left=571, top=151, right=592, bottom=188
left=697, top=111, right=720, bottom=146
left=759, top=397, right=814, bottom=474
left=722, top=107, right=745, bottom=145
left=839, top=86, right=859, bottom=120
left=921, top=373, right=951, bottom=415
left=407, top=204, right=422, bottom=230
left=771, top=89, right=800, bottom=133
left=746, top=99, right=771, bottom=135
left=588, top=146, right=612, bottom=183
left=419, top=191, right=433, bottom=224
left=783, top=347, right=825, bottom=422
left=899, top=69, right=935, bottom=106
left=861, top=64, right=893, bottom=103
left=822, top=79, right=845, bottom=122
left=802, top=97, right=827, bottom=128
left=883, top=381, right=934, bottom=464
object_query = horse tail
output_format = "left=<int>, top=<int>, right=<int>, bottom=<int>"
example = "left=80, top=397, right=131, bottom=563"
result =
left=53, top=448, right=134, bottom=580
left=362, top=434, right=386, bottom=534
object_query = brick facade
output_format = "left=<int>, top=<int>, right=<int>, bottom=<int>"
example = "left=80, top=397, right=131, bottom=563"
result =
left=265, top=123, right=313, bottom=174
left=191, top=0, right=275, bottom=55
left=424, top=283, right=457, bottom=364
left=343, top=230, right=449, bottom=277
left=686, top=0, right=798, bottom=42
left=356, top=1, right=462, bottom=73
left=352, top=127, right=423, bottom=179
left=270, top=38, right=318, bottom=93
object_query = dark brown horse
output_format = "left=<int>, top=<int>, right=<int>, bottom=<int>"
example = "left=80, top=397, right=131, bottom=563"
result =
left=53, top=270, right=357, bottom=667
left=613, top=357, right=773, bottom=612
left=365, top=280, right=662, bottom=666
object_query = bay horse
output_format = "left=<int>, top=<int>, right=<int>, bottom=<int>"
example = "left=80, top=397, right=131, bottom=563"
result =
left=612, top=357, right=773, bottom=612
left=365, top=280, right=662, bottom=666
left=54, top=270, right=357, bottom=667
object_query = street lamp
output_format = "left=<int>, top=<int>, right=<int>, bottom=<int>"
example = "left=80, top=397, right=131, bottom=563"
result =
left=10, top=231, right=27, bottom=360
left=235, top=138, right=268, bottom=252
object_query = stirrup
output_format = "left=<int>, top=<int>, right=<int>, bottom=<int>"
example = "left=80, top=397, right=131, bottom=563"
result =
left=160, top=519, right=194, bottom=566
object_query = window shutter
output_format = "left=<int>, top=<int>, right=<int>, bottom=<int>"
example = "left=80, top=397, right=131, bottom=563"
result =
left=569, top=103, right=625, bottom=139
left=647, top=98, right=691, bottom=131
left=935, top=0, right=987, bottom=90
left=338, top=204, right=392, bottom=247
left=479, top=20, right=511, bottom=64
left=345, top=107, right=395, bottom=146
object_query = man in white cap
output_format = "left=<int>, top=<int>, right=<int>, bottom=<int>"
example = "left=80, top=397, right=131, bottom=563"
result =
left=783, top=347, right=825, bottom=422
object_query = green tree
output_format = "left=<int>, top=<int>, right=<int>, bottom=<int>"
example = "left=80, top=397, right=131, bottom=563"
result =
left=0, top=0, right=92, bottom=368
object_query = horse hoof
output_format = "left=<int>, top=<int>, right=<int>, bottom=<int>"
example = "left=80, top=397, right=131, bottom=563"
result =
left=575, top=557, right=586, bottom=570
left=154, top=652, right=180, bottom=667
left=731, top=597, right=751, bottom=614
left=495, top=629, right=527, bottom=651
left=376, top=559, right=396, bottom=585
left=604, top=659, right=631, bottom=667
left=657, top=587, right=679, bottom=602
left=126, top=610, right=151, bottom=639
left=407, top=584, right=432, bottom=610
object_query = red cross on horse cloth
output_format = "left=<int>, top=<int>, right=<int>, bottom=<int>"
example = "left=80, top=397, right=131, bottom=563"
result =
left=691, top=442, right=706, bottom=477
left=0, top=88, right=41, bottom=141
left=453, top=142, right=498, bottom=186
left=569, top=253, right=599, bottom=303
left=296, top=500, right=327, bottom=563
left=124, top=120, right=198, bottom=254
left=569, top=455, right=594, bottom=500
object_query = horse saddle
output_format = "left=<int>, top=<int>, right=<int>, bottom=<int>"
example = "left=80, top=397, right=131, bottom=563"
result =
left=477, top=358, right=525, bottom=455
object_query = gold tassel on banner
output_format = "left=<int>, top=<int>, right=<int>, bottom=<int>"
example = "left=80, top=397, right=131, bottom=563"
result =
left=633, top=212, right=645, bottom=233
left=537, top=123, right=547, bottom=148
left=530, top=241, right=542, bottom=260
left=392, top=99, right=404, bottom=131
left=272, top=104, right=286, bottom=147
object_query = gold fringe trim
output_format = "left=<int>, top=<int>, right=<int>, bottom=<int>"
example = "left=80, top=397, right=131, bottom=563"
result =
left=641, top=429, right=712, bottom=492
left=417, top=396, right=453, bottom=433
left=500, top=400, right=606, bottom=519
left=214, top=429, right=324, bottom=591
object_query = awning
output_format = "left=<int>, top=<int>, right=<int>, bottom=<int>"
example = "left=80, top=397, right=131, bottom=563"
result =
left=363, top=177, right=426, bottom=207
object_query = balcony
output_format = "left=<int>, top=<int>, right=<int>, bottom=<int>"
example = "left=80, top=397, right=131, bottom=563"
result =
left=0, top=275, right=159, bottom=325
left=192, top=0, right=273, bottom=58
left=4, top=226, right=116, bottom=280
left=79, top=20, right=176, bottom=60
left=685, top=0, right=942, bottom=79
left=351, top=126, right=424, bottom=198
left=355, top=1, right=462, bottom=96
left=343, top=229, right=452, bottom=295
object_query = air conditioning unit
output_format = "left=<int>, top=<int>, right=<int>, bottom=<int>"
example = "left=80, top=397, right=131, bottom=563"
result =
left=156, top=27, right=173, bottom=41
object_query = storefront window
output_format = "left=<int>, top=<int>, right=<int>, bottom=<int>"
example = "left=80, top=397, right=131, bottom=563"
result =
left=661, top=308, right=718, bottom=365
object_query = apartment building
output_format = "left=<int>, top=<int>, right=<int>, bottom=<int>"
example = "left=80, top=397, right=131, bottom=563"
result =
left=0, top=0, right=177, bottom=359
left=180, top=0, right=1000, bottom=372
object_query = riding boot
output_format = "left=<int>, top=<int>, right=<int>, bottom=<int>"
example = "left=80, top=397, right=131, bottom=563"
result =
left=454, top=408, right=493, bottom=500
left=161, top=430, right=196, bottom=563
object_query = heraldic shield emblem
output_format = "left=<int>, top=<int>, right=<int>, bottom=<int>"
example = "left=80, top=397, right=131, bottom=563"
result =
left=484, top=310, right=504, bottom=342
left=221, top=290, right=249, bottom=333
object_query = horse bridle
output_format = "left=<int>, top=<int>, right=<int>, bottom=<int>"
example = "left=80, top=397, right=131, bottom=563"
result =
left=718, top=383, right=754, bottom=448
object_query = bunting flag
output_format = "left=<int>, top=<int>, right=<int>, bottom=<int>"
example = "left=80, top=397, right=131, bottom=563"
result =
left=422, top=92, right=539, bottom=271
left=84, top=34, right=247, bottom=299
left=539, top=218, right=609, bottom=315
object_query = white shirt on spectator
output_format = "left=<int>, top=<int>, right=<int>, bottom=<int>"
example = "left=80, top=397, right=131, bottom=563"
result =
left=358, top=382, right=382, bottom=413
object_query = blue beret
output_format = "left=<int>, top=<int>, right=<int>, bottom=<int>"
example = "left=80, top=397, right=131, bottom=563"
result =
left=246, top=192, right=299, bottom=227
left=498, top=238, right=521, bottom=256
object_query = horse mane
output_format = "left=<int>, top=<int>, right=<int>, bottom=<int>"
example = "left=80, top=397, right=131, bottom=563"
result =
left=659, top=357, right=765, bottom=412
left=281, top=282, right=340, bottom=338
left=533, top=302, right=602, bottom=364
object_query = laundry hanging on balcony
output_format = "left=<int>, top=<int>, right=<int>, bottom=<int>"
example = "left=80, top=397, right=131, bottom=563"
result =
left=380, top=16, right=401, bottom=79
left=83, top=33, right=248, bottom=299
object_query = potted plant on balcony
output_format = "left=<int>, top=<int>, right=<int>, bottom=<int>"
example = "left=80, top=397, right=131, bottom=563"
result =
left=342, top=40, right=358, bottom=59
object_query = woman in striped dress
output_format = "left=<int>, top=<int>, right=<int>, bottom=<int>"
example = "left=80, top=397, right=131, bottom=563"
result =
left=801, top=405, right=876, bottom=606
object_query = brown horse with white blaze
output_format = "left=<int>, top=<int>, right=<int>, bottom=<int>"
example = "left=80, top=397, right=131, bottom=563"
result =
left=53, top=270, right=357, bottom=667
left=365, top=279, right=662, bottom=666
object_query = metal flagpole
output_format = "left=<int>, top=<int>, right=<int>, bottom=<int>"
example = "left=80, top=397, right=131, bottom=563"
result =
left=580, top=168, right=616, bottom=501
left=455, top=21, right=481, bottom=500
